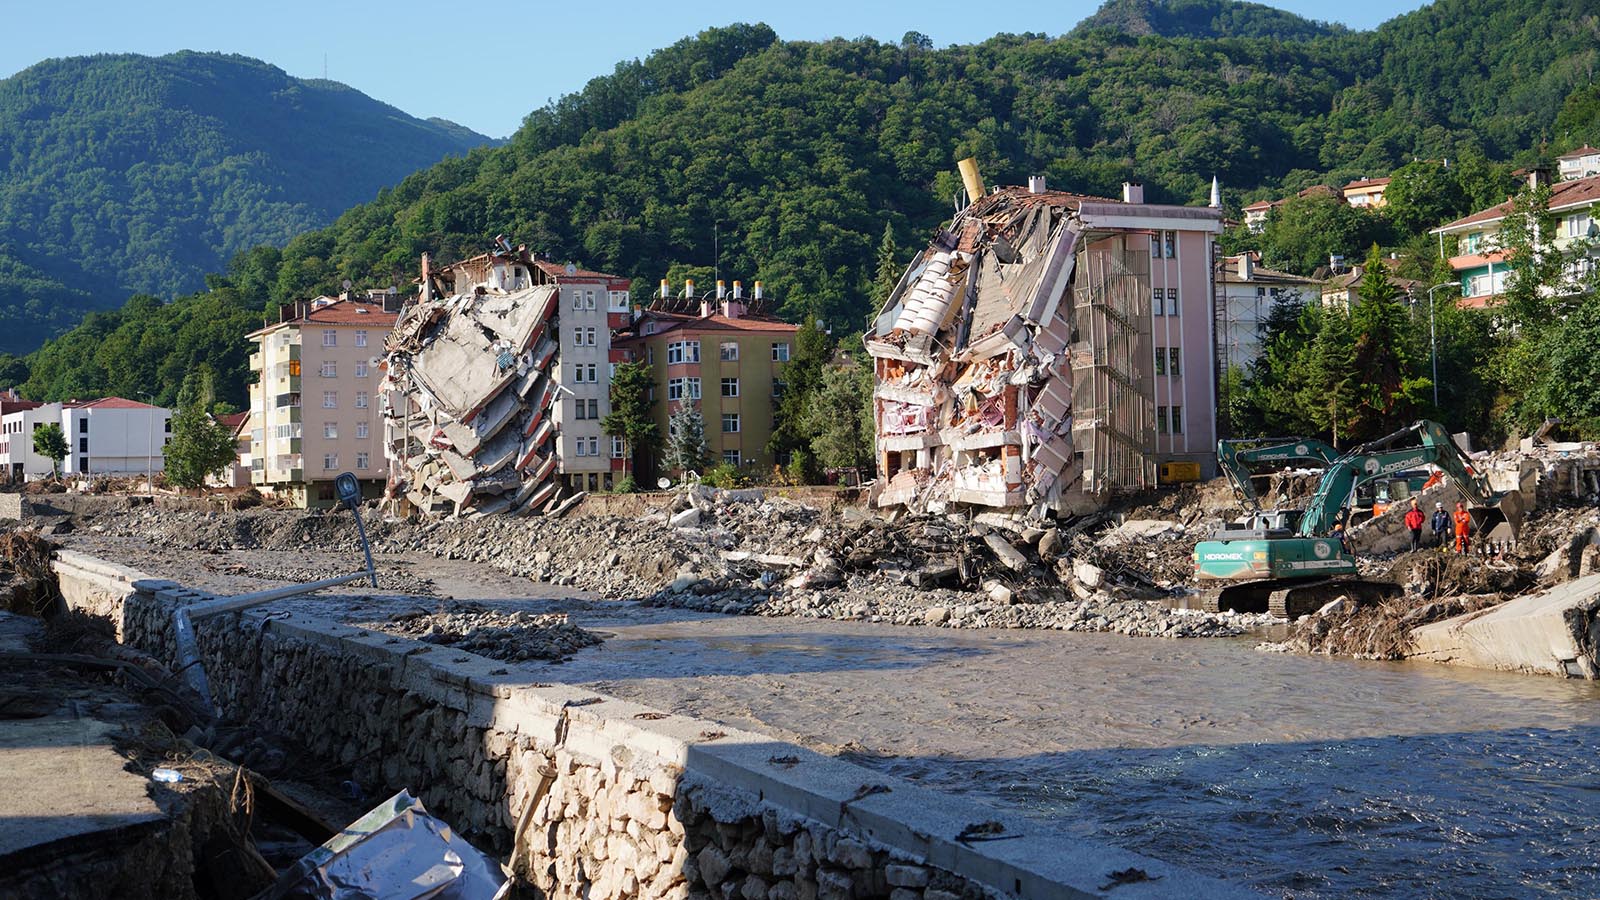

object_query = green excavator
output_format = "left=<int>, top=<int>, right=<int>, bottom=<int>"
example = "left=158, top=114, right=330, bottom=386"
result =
left=1195, top=420, right=1524, bottom=618
left=1217, top=436, right=1340, bottom=531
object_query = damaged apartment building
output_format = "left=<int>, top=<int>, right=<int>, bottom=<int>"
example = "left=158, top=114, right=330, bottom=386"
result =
left=380, top=244, right=631, bottom=517
left=867, top=163, right=1222, bottom=517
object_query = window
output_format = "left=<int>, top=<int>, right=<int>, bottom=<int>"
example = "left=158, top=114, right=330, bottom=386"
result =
left=772, top=379, right=786, bottom=398
left=586, top=290, right=597, bottom=310
left=646, top=347, right=655, bottom=365
left=722, top=413, right=740, bottom=433
left=323, top=453, right=338, bottom=470
left=586, top=436, right=599, bottom=456
left=354, top=330, right=368, bottom=348
left=288, top=359, right=301, bottom=377
left=1171, top=405, right=1184, bottom=434
left=668, top=340, right=700, bottom=363
left=608, top=290, right=631, bottom=312
left=1150, top=234, right=1161, bottom=259
left=78, top=437, right=88, bottom=453
left=668, top=378, right=684, bottom=401
left=586, top=364, right=598, bottom=383
left=78, top=418, right=87, bottom=433
left=721, top=377, right=739, bottom=397
left=588, top=399, right=599, bottom=419
left=568, top=364, right=597, bottom=384
left=771, top=342, right=790, bottom=362
left=324, top=422, right=338, bottom=439
left=720, top=341, right=739, bottom=361
left=1156, top=406, right=1169, bottom=435
left=1155, top=347, right=1167, bottom=376
left=575, top=399, right=599, bottom=420
left=356, top=422, right=369, bottom=439
left=355, top=361, right=368, bottom=378
left=575, top=401, right=587, bottom=421
left=1168, top=348, right=1181, bottom=377
left=572, top=289, right=584, bottom=310
left=686, top=377, right=701, bottom=400
left=1152, top=288, right=1164, bottom=317
left=1166, top=288, right=1179, bottom=316
left=574, top=440, right=588, bottom=457
left=322, top=330, right=337, bottom=347
left=323, top=391, right=337, bottom=408
left=1566, top=212, right=1593, bottom=239
left=1163, top=232, right=1176, bottom=259
left=356, top=452, right=369, bottom=469
left=355, top=392, right=368, bottom=409
left=320, top=361, right=337, bottom=378
left=722, top=450, right=741, bottom=466
left=611, top=436, right=625, bottom=458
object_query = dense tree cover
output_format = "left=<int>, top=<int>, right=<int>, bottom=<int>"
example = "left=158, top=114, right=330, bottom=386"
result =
left=0, top=52, right=490, bottom=351
left=12, top=1, right=1599, bottom=419
left=1072, top=0, right=1343, bottom=40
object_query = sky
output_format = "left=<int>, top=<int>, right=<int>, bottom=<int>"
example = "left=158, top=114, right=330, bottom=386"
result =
left=1, top=0, right=1427, bottom=138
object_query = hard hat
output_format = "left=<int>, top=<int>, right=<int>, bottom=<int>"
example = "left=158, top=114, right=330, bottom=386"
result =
left=1435, top=502, right=1443, bottom=509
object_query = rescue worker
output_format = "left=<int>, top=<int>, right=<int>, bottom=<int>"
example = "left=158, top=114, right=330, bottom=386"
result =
left=1403, top=498, right=1425, bottom=552
left=1453, top=501, right=1472, bottom=554
left=1430, top=501, right=1450, bottom=549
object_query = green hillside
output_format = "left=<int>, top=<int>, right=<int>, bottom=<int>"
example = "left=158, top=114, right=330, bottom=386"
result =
left=0, top=51, right=490, bottom=352
left=16, top=0, right=1600, bottom=408
left=1071, top=0, right=1344, bottom=40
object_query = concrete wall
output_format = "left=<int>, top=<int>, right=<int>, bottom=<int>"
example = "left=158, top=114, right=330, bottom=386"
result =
left=51, top=551, right=1253, bottom=900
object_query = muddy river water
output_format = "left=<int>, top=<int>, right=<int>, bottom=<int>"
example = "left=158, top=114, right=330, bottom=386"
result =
left=79, top=544, right=1600, bottom=898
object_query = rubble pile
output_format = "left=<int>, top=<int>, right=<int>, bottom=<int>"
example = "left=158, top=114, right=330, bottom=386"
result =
left=359, top=603, right=601, bottom=662
left=0, top=529, right=58, bottom=616
left=867, top=186, right=1155, bottom=519
left=382, top=247, right=570, bottom=518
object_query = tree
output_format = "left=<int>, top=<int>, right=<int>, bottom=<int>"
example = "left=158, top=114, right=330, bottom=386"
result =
left=766, top=321, right=836, bottom=481
left=1382, top=160, right=1468, bottom=238
left=600, top=360, right=660, bottom=485
left=801, top=363, right=875, bottom=471
left=664, top=399, right=709, bottom=475
left=164, top=368, right=239, bottom=489
left=1258, top=193, right=1389, bottom=276
left=1346, top=248, right=1429, bottom=438
left=871, top=223, right=902, bottom=310
left=32, top=423, right=66, bottom=478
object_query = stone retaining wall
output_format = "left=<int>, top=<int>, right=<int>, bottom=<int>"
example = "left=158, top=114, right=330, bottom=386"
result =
left=52, top=550, right=1252, bottom=900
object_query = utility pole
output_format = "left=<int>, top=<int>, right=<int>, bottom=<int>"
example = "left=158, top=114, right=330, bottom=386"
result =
left=1425, top=283, right=1458, bottom=409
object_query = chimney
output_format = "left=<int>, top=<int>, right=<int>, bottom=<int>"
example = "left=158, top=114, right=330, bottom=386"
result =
left=1528, top=166, right=1549, bottom=190
left=659, top=279, right=670, bottom=299
left=1027, top=175, right=1047, bottom=194
left=1236, top=254, right=1253, bottom=281
left=1122, top=181, right=1144, bottom=204
left=700, top=298, right=713, bottom=318
left=957, top=157, right=985, bottom=206
left=732, top=280, right=743, bottom=300
left=716, top=280, right=726, bottom=299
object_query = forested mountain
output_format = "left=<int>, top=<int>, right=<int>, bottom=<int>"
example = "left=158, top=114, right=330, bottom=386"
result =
left=0, top=52, right=491, bottom=352
left=14, top=0, right=1600, bottom=408
left=1071, top=0, right=1342, bottom=40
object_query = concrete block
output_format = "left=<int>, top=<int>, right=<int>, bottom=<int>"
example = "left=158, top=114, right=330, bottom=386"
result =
left=1410, top=572, right=1600, bottom=678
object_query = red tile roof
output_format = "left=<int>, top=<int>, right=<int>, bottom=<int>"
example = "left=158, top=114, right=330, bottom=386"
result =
left=0, top=400, right=42, bottom=415
left=64, top=397, right=161, bottom=410
left=532, top=260, right=622, bottom=281
left=1342, top=177, right=1391, bottom=191
left=616, top=311, right=800, bottom=342
left=217, top=412, right=248, bottom=429
left=1558, top=145, right=1600, bottom=160
left=250, top=300, right=398, bottom=335
left=1242, top=200, right=1275, bottom=211
left=1435, top=173, right=1600, bottom=233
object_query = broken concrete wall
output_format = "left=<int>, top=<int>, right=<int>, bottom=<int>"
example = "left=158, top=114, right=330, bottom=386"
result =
left=866, top=188, right=1163, bottom=521
left=1409, top=572, right=1600, bottom=678
left=53, top=552, right=1254, bottom=900
left=382, top=271, right=569, bottom=518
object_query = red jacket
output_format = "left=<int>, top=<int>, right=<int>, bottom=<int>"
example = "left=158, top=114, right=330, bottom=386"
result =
left=1404, top=508, right=1425, bottom=530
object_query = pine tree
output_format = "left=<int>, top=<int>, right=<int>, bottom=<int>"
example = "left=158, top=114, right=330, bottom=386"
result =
left=600, top=360, right=660, bottom=486
left=871, top=223, right=902, bottom=309
left=665, top=399, right=709, bottom=476
left=1347, top=247, right=1428, bottom=438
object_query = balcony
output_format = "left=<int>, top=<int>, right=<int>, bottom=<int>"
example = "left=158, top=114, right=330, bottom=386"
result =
left=249, top=352, right=262, bottom=370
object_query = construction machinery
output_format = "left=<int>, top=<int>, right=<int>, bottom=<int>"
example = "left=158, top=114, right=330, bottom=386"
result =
left=1195, top=420, right=1524, bottom=617
left=1218, top=436, right=1340, bottom=511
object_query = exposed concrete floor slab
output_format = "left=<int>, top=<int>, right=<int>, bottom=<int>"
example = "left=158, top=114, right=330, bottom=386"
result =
left=0, top=717, right=162, bottom=859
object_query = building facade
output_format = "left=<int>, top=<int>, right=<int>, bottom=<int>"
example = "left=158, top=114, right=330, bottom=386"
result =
left=1341, top=176, right=1390, bottom=208
left=532, top=261, right=632, bottom=492
left=0, top=398, right=171, bottom=480
left=1558, top=146, right=1600, bottom=182
left=1214, top=252, right=1319, bottom=372
left=249, top=297, right=397, bottom=508
left=613, top=284, right=798, bottom=476
left=1431, top=172, right=1600, bottom=308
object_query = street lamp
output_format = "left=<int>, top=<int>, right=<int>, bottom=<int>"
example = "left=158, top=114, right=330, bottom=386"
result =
left=1425, top=282, right=1459, bottom=408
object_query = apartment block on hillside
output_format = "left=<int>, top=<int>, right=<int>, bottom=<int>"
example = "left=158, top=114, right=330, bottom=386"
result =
left=1430, top=170, right=1600, bottom=308
left=613, top=281, right=798, bottom=475
left=1214, top=252, right=1319, bottom=372
left=248, top=296, right=398, bottom=508
left=1558, top=146, right=1600, bottom=182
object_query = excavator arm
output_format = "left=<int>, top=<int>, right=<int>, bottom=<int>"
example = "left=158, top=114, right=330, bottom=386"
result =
left=1217, top=437, right=1340, bottom=509
left=1295, top=421, right=1522, bottom=540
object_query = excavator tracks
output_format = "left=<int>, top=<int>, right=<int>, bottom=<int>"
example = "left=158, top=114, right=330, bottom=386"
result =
left=1204, top=577, right=1403, bottom=619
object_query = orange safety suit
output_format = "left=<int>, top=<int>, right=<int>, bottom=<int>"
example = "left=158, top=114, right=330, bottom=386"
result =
left=1453, top=508, right=1472, bottom=553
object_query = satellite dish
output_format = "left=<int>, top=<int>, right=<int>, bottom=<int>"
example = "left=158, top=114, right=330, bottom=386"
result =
left=565, top=263, right=577, bottom=276
left=657, top=477, right=671, bottom=490
left=342, top=279, right=353, bottom=290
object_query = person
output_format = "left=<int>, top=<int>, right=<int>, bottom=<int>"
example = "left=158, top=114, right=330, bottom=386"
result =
left=1403, top=498, right=1425, bottom=552
left=1453, top=501, right=1472, bottom=554
left=1430, top=501, right=1450, bottom=549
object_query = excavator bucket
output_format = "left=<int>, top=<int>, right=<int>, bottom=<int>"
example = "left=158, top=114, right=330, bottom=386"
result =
left=1472, top=489, right=1524, bottom=546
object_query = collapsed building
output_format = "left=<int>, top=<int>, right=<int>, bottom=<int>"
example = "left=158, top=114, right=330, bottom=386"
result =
left=867, top=164, right=1223, bottom=517
left=380, top=245, right=631, bottom=517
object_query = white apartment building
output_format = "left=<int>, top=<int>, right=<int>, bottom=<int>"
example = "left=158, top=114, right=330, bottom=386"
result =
left=249, top=297, right=398, bottom=508
left=1214, top=252, right=1320, bottom=371
left=533, top=261, right=632, bottom=492
left=0, top=398, right=171, bottom=480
